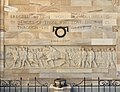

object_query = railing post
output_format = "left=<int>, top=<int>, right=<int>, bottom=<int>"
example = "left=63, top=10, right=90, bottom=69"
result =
left=9, top=80, right=11, bottom=92
left=114, top=80, right=116, bottom=92
left=41, top=86, right=42, bottom=92
left=15, top=84, right=16, bottom=92
left=27, top=83, right=29, bottom=92
left=91, top=83, right=93, bottom=92
left=78, top=85, right=79, bottom=92
left=109, top=80, right=111, bottom=92
left=84, top=77, right=86, bottom=92
left=98, top=77, right=100, bottom=92
left=35, top=77, right=36, bottom=92
left=20, top=78, right=22, bottom=92
left=0, top=79, right=2, bottom=92
left=46, top=84, right=48, bottom=92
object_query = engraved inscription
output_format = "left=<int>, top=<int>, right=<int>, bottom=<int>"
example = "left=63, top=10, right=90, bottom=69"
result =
left=8, top=12, right=117, bottom=32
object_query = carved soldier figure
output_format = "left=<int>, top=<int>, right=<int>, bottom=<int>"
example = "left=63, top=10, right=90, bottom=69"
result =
left=96, top=48, right=102, bottom=67
left=88, top=48, right=98, bottom=68
left=106, top=48, right=111, bottom=68
left=80, top=48, right=88, bottom=68
left=65, top=48, right=77, bottom=67
left=109, top=48, right=117, bottom=68
left=101, top=48, right=107, bottom=68
left=77, top=48, right=82, bottom=67
left=12, top=47, right=20, bottom=68
left=37, top=48, right=48, bottom=67
left=20, top=47, right=32, bottom=67
left=65, top=48, right=72, bottom=67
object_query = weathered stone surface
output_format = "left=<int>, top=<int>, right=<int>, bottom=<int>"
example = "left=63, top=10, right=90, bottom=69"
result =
left=1, top=0, right=120, bottom=79
left=51, top=0, right=71, bottom=6
left=93, top=0, right=113, bottom=6
left=9, top=0, right=29, bottom=5
left=12, top=5, right=37, bottom=12
left=71, top=0, right=92, bottom=6
left=91, top=39, right=116, bottom=45
left=30, top=0, right=50, bottom=6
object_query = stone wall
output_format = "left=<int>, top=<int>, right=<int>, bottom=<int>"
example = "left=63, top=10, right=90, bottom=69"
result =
left=0, top=0, right=120, bottom=80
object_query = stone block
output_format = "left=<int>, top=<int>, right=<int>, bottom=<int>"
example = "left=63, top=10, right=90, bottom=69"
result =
left=37, top=6, right=60, bottom=12
left=90, top=31, right=103, bottom=38
left=70, top=39, right=91, bottom=45
left=12, top=69, right=29, bottom=74
left=51, top=0, right=71, bottom=6
left=71, top=0, right=92, bottom=6
left=9, top=0, right=29, bottom=5
left=93, top=0, right=113, bottom=6
left=91, top=39, right=116, bottom=45
left=60, top=6, right=82, bottom=12
left=30, top=0, right=50, bottom=6
left=4, top=39, right=30, bottom=45
left=103, top=28, right=117, bottom=38
left=29, top=68, right=40, bottom=73
left=4, top=32, right=19, bottom=39
left=13, top=5, right=37, bottom=12
left=18, top=73, right=39, bottom=79
left=92, top=68, right=108, bottom=73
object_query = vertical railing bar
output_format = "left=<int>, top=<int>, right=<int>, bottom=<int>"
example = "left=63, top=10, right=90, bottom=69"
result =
left=98, top=77, right=100, bottom=92
left=0, top=79, right=2, bottom=92
left=35, top=77, right=36, bottom=92
left=15, top=85, right=16, bottom=92
left=46, top=86, right=48, bottom=92
left=20, top=78, right=22, bottom=92
left=109, top=81, right=111, bottom=92
left=91, top=83, right=93, bottom=92
left=103, top=85, right=105, bottom=92
left=84, top=77, right=85, bottom=92
left=41, top=86, right=42, bottom=92
left=9, top=81, right=10, bottom=92
left=114, top=81, right=116, bottom=92
left=71, top=84, right=73, bottom=92
left=27, top=83, right=29, bottom=92
left=4, top=86, right=5, bottom=92
left=78, top=85, right=79, bottom=92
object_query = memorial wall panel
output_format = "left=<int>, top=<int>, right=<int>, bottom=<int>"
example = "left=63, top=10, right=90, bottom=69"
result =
left=0, top=0, right=120, bottom=79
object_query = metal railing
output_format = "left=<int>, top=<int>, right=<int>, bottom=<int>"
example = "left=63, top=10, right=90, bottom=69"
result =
left=0, top=77, right=120, bottom=92
left=0, top=77, right=48, bottom=92
left=71, top=77, right=120, bottom=92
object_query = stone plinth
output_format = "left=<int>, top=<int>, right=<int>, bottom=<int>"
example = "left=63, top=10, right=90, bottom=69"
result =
left=50, top=84, right=71, bottom=92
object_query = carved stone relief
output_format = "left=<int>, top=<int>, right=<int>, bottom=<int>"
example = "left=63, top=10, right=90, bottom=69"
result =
left=5, top=46, right=117, bottom=69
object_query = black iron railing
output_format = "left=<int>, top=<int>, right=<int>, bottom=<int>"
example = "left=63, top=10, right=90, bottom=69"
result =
left=0, top=77, right=48, bottom=92
left=71, top=77, right=120, bottom=92
left=0, top=77, right=120, bottom=92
